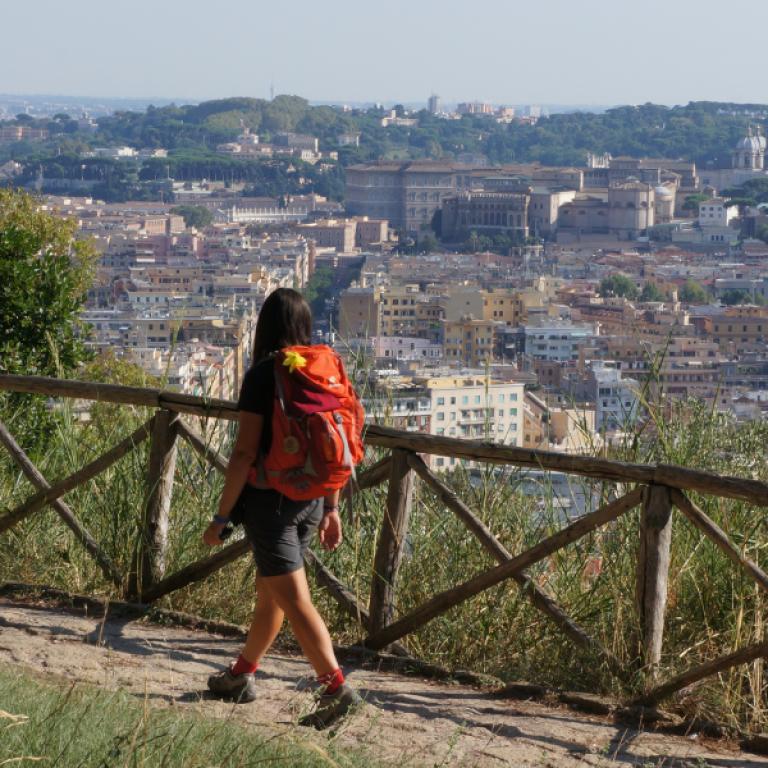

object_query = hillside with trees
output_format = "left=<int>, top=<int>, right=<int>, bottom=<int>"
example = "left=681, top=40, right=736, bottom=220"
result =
left=1, top=98, right=766, bottom=202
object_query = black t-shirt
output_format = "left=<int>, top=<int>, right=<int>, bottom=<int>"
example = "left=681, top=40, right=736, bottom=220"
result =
left=237, top=358, right=275, bottom=454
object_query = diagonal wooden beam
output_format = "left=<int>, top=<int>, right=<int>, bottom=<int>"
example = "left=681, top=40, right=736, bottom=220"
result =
left=0, top=420, right=124, bottom=589
left=140, top=538, right=251, bottom=603
left=364, top=486, right=645, bottom=651
left=304, top=548, right=413, bottom=658
left=671, top=488, right=768, bottom=594
left=634, top=638, right=768, bottom=706
left=176, top=420, right=228, bottom=474
left=406, top=452, right=626, bottom=678
left=0, top=417, right=155, bottom=535
left=355, top=455, right=392, bottom=491
left=305, top=548, right=370, bottom=628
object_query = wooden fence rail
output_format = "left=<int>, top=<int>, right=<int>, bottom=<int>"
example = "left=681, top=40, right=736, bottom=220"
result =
left=3, top=373, right=768, bottom=706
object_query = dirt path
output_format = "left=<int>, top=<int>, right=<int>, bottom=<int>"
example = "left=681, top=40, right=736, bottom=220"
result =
left=0, top=595, right=765, bottom=767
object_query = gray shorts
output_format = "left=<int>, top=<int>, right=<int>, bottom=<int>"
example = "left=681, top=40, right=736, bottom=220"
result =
left=233, top=486, right=323, bottom=577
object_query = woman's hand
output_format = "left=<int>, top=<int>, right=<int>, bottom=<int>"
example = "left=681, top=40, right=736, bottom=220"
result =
left=318, top=511, right=342, bottom=551
left=203, top=521, right=227, bottom=547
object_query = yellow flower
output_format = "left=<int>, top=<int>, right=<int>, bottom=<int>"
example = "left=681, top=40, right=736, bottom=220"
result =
left=283, top=349, right=307, bottom=373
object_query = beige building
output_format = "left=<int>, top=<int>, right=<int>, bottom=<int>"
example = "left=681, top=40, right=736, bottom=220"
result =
left=482, top=288, right=522, bottom=325
left=338, top=287, right=380, bottom=338
left=297, top=219, right=356, bottom=252
left=439, top=288, right=485, bottom=322
left=559, top=183, right=655, bottom=239
left=355, top=217, right=389, bottom=247
left=443, top=317, right=497, bottom=367
left=378, top=285, right=424, bottom=336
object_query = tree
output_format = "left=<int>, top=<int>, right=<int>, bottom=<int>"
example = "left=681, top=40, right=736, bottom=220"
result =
left=430, top=209, right=442, bottom=239
left=682, top=193, right=709, bottom=212
left=170, top=204, right=214, bottom=229
left=678, top=280, right=708, bottom=304
left=720, top=289, right=750, bottom=306
left=640, top=282, right=666, bottom=302
left=0, top=189, right=96, bottom=377
left=599, top=274, right=638, bottom=300
left=419, top=233, right=438, bottom=253
left=303, top=265, right=334, bottom=317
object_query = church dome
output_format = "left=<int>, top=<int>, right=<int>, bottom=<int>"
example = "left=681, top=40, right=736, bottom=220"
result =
left=736, top=135, right=759, bottom=151
left=654, top=185, right=673, bottom=198
left=736, top=128, right=766, bottom=153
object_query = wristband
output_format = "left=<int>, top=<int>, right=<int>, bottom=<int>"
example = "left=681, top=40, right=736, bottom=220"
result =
left=323, top=505, right=339, bottom=515
left=212, top=514, right=230, bottom=525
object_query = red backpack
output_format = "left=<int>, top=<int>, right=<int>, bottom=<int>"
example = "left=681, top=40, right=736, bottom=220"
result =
left=248, top=345, right=365, bottom=501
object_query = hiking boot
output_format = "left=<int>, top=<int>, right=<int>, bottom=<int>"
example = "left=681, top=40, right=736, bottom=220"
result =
left=299, top=683, right=363, bottom=730
left=207, top=666, right=257, bottom=703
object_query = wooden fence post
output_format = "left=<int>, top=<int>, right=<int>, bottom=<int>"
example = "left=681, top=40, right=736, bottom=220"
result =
left=132, top=409, right=178, bottom=599
left=368, top=449, right=414, bottom=638
left=636, top=483, right=673, bottom=683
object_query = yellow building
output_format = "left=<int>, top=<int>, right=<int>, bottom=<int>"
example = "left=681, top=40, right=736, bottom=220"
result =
left=443, top=317, right=497, bottom=367
left=482, top=288, right=521, bottom=325
left=706, top=306, right=768, bottom=355
left=378, top=285, right=424, bottom=336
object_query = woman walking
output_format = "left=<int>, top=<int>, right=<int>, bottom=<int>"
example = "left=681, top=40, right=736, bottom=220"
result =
left=202, top=287, right=362, bottom=728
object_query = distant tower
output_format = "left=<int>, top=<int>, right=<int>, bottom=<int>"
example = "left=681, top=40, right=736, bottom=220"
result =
left=732, top=125, right=766, bottom=171
left=428, top=94, right=440, bottom=114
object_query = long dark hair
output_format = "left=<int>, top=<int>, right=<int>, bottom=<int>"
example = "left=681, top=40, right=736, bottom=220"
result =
left=251, top=287, right=312, bottom=364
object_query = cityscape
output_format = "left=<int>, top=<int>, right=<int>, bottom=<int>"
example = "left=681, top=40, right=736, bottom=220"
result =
left=3, top=95, right=768, bottom=468
left=4, top=0, right=768, bottom=762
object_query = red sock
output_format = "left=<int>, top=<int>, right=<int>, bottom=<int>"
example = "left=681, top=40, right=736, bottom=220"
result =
left=231, top=654, right=258, bottom=676
left=317, top=667, right=344, bottom=695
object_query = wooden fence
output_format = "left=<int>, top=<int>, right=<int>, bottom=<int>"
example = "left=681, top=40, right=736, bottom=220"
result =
left=2, top=373, right=768, bottom=706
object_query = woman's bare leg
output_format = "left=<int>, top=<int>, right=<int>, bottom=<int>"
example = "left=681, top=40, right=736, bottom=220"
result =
left=241, top=575, right=285, bottom=664
left=261, top=568, right=338, bottom=676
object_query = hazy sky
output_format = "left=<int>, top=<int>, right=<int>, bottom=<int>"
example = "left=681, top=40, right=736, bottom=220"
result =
left=3, top=0, right=767, bottom=106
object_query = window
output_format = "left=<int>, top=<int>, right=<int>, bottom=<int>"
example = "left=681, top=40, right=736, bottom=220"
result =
left=509, top=408, right=517, bottom=416
left=437, top=412, right=445, bottom=421
left=498, top=393, right=505, bottom=403
left=474, top=395, right=481, bottom=404
left=461, top=395, right=469, bottom=405
left=436, top=396, right=445, bottom=405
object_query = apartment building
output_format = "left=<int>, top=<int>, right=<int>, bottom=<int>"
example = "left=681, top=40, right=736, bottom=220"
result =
left=427, top=376, right=525, bottom=467
left=523, top=321, right=596, bottom=362
left=699, top=306, right=768, bottom=355
left=443, top=317, right=497, bottom=367
left=589, top=362, right=641, bottom=433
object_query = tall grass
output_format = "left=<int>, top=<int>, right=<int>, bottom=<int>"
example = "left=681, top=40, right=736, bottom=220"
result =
left=3, top=390, right=768, bottom=733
